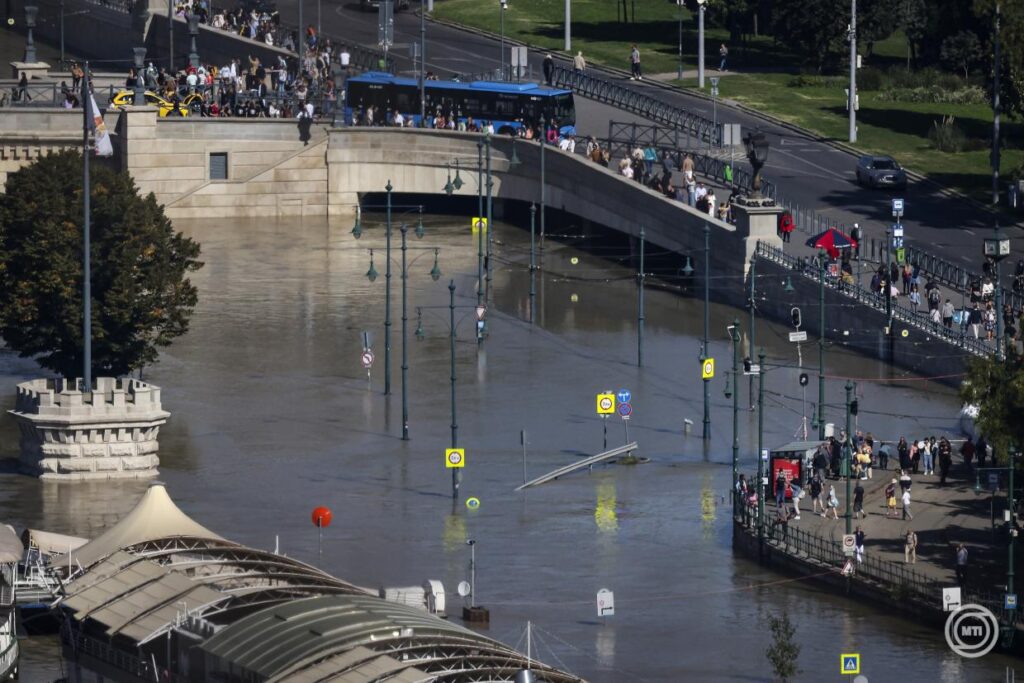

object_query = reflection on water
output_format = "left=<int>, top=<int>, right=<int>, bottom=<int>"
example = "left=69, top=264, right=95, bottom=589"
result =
left=1, top=214, right=1017, bottom=682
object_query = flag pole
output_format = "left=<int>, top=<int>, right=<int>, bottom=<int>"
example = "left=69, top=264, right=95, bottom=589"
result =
left=81, top=61, right=91, bottom=393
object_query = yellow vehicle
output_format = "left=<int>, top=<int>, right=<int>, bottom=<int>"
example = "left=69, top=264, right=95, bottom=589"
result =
left=108, top=90, right=203, bottom=117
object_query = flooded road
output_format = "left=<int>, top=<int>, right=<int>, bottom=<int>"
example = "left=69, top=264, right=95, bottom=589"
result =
left=0, top=213, right=1015, bottom=681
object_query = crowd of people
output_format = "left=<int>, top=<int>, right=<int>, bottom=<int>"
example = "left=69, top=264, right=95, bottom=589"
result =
left=736, top=430, right=1000, bottom=582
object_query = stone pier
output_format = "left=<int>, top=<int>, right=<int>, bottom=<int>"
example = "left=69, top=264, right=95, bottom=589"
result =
left=9, top=377, right=169, bottom=481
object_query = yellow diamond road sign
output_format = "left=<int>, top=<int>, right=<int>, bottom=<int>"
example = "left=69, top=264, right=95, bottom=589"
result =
left=596, top=393, right=616, bottom=415
left=840, top=653, right=860, bottom=675
left=702, top=358, right=715, bottom=380
left=445, top=448, right=465, bottom=469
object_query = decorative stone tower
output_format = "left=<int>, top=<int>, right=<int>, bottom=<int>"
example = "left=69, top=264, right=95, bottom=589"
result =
left=9, top=377, right=169, bottom=481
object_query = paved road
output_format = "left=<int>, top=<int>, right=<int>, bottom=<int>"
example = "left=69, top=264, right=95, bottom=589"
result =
left=285, top=0, right=1024, bottom=287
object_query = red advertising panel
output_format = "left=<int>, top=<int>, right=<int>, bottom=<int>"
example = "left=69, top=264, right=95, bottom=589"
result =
left=771, top=458, right=802, bottom=498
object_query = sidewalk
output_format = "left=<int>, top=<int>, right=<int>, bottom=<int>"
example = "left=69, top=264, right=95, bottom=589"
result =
left=782, top=462, right=1013, bottom=589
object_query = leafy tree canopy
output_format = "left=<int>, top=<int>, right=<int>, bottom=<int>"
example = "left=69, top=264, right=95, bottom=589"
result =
left=959, top=349, right=1024, bottom=459
left=0, top=150, right=203, bottom=378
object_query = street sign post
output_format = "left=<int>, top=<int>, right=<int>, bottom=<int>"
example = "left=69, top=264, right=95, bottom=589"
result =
left=361, top=350, right=375, bottom=369
left=842, top=534, right=856, bottom=556
left=841, top=558, right=855, bottom=576
left=596, top=393, right=615, bottom=415
left=840, top=654, right=860, bottom=675
left=445, top=448, right=465, bottom=468
left=702, top=358, right=715, bottom=380
left=471, top=217, right=488, bottom=233
left=596, top=588, right=615, bottom=617
left=891, top=198, right=904, bottom=218
left=618, top=402, right=632, bottom=419
left=788, top=331, right=808, bottom=342
left=617, top=389, right=631, bottom=404
left=1006, top=593, right=1018, bottom=610
left=942, top=586, right=962, bottom=612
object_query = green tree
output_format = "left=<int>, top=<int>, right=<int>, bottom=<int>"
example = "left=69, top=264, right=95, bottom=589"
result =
left=765, top=612, right=801, bottom=682
left=0, top=150, right=202, bottom=378
left=975, top=0, right=1024, bottom=116
left=859, top=0, right=900, bottom=58
left=941, top=30, right=983, bottom=81
left=902, top=0, right=929, bottom=67
left=960, top=349, right=1024, bottom=459
left=771, top=0, right=849, bottom=71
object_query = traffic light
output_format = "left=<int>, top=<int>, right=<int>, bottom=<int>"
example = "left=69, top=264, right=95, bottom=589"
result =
left=743, top=357, right=752, bottom=373
left=799, top=373, right=809, bottom=387
left=790, top=307, right=802, bottom=329
left=850, top=399, right=859, bottom=416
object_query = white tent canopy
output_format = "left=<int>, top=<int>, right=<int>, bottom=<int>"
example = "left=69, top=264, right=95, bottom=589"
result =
left=56, top=482, right=224, bottom=573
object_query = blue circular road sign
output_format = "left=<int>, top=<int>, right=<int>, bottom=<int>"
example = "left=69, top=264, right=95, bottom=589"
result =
left=617, top=390, right=631, bottom=404
left=618, top=402, right=632, bottom=417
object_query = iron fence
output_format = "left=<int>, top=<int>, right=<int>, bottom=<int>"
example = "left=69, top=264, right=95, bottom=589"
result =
left=550, top=66, right=721, bottom=147
left=601, top=120, right=773, bottom=197
left=756, top=241, right=994, bottom=357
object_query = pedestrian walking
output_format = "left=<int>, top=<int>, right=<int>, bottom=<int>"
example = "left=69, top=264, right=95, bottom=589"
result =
left=573, top=51, right=586, bottom=73
left=824, top=485, right=839, bottom=519
left=853, top=481, right=865, bottom=519
left=719, top=43, right=728, bottom=71
left=885, top=479, right=898, bottom=517
left=855, top=525, right=866, bottom=563
left=543, top=54, right=555, bottom=85
left=774, top=470, right=787, bottom=509
left=961, top=438, right=976, bottom=471
left=942, top=299, right=955, bottom=328
left=813, top=446, right=828, bottom=482
left=789, top=480, right=803, bottom=520
left=629, top=45, right=642, bottom=80
left=955, top=543, right=968, bottom=584
left=16, top=73, right=31, bottom=103
left=810, top=476, right=824, bottom=514
left=939, top=437, right=953, bottom=486
left=904, top=529, right=918, bottom=563
left=850, top=223, right=861, bottom=259
left=977, top=435, right=989, bottom=468
left=897, top=436, right=910, bottom=471
left=922, top=438, right=934, bottom=475
left=901, top=487, right=913, bottom=520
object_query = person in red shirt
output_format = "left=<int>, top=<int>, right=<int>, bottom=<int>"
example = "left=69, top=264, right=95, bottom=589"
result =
left=778, top=212, right=795, bottom=243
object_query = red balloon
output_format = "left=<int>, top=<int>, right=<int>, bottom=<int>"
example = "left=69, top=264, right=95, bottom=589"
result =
left=311, top=506, right=332, bottom=528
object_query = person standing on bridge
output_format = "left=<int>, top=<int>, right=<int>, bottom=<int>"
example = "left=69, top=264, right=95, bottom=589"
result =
left=543, top=54, right=555, bottom=86
left=629, top=45, right=643, bottom=80
left=955, top=543, right=968, bottom=583
left=904, top=529, right=918, bottom=563
left=719, top=43, right=729, bottom=72
left=854, top=526, right=866, bottom=563
left=938, top=437, right=953, bottom=486
left=573, top=51, right=586, bottom=73
left=901, top=487, right=913, bottom=521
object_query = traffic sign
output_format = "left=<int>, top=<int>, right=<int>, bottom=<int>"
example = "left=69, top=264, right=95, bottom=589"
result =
left=842, top=559, right=855, bottom=576
left=989, top=472, right=1000, bottom=491
left=942, top=586, right=962, bottom=612
left=788, top=331, right=808, bottom=342
left=891, top=198, right=904, bottom=216
left=892, top=225, right=904, bottom=238
left=471, top=217, right=488, bottom=233
left=841, top=653, right=860, bottom=674
left=842, top=534, right=856, bottom=556
left=596, top=393, right=616, bottom=415
left=445, top=448, right=465, bottom=468
left=361, top=350, right=375, bottom=368
left=701, top=358, right=715, bottom=380
left=618, top=402, right=632, bottom=418
left=1006, top=593, right=1018, bottom=610
left=617, top=389, right=631, bottom=404
left=596, top=588, right=615, bottom=617
left=466, top=497, right=480, bottom=510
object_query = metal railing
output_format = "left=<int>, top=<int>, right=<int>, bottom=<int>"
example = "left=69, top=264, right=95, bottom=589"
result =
left=63, top=624, right=152, bottom=678
left=84, top=0, right=136, bottom=13
left=755, top=241, right=995, bottom=357
left=550, top=66, right=722, bottom=147
left=601, top=120, right=773, bottom=197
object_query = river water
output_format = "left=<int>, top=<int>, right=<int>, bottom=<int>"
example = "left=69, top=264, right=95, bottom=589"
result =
left=0, top=212, right=1016, bottom=682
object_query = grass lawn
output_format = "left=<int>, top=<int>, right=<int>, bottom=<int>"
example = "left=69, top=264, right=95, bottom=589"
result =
left=432, top=0, right=1020, bottom=201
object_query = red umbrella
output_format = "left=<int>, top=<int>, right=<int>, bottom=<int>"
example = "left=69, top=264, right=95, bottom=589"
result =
left=806, top=228, right=857, bottom=260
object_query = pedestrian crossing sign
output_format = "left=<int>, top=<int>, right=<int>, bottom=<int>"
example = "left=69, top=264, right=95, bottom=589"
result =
left=840, top=653, right=860, bottom=674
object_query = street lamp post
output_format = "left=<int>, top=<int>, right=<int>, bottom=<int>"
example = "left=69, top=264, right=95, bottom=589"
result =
left=697, top=0, right=706, bottom=88
left=702, top=223, right=711, bottom=439
left=485, top=133, right=494, bottom=305
left=476, top=140, right=485, bottom=309
left=420, top=0, right=426, bottom=123
left=637, top=226, right=645, bottom=367
left=756, top=348, right=766, bottom=556
left=59, top=0, right=65, bottom=65
left=168, top=0, right=174, bottom=72
left=676, top=0, right=684, bottom=81
left=845, top=380, right=854, bottom=534
left=529, top=203, right=537, bottom=324
left=385, top=181, right=393, bottom=396
left=81, top=63, right=92, bottom=392
left=748, top=256, right=756, bottom=410
left=728, top=319, right=741, bottom=500
left=818, top=249, right=826, bottom=440
left=499, top=0, right=508, bottom=80
left=564, top=0, right=571, bottom=51
left=540, top=116, right=546, bottom=241
left=449, top=280, right=460, bottom=498
left=848, top=0, right=857, bottom=143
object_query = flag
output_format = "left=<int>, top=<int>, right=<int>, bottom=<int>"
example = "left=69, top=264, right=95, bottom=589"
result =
left=88, top=91, right=113, bottom=157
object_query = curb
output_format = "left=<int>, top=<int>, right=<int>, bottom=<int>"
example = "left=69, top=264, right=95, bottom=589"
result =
left=424, top=12, right=1013, bottom=220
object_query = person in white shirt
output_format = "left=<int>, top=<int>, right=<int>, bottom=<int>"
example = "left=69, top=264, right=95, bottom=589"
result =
left=694, top=183, right=708, bottom=202
left=393, top=111, right=405, bottom=127
left=705, top=191, right=716, bottom=217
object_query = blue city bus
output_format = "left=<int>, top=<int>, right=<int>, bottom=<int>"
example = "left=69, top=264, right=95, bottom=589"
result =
left=344, top=72, right=576, bottom=135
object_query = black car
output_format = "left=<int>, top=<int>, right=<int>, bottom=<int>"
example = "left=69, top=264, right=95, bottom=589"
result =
left=855, top=155, right=907, bottom=189
left=360, top=0, right=410, bottom=11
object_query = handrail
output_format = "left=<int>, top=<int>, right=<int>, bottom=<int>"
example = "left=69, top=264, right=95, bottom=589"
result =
left=755, top=241, right=994, bottom=357
left=550, top=66, right=721, bottom=147
left=601, top=120, right=774, bottom=197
